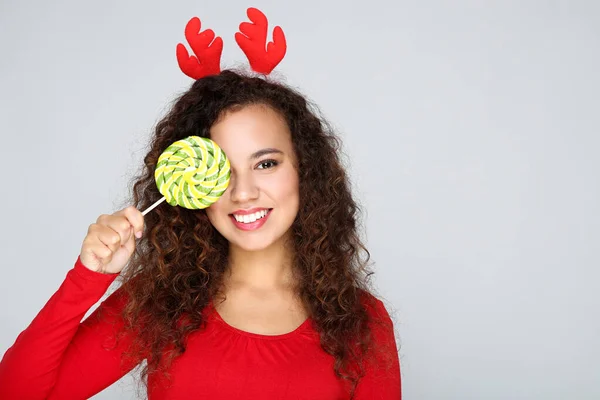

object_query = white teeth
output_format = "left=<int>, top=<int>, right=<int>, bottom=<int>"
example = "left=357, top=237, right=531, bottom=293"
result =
left=233, top=209, right=269, bottom=223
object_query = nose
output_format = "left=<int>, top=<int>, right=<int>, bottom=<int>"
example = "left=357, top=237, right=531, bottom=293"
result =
left=228, top=170, right=259, bottom=203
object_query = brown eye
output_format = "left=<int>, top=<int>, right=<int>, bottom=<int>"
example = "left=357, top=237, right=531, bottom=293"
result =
left=257, top=159, right=279, bottom=169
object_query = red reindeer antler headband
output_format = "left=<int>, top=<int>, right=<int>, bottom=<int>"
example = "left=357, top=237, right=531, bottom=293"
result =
left=176, top=7, right=287, bottom=79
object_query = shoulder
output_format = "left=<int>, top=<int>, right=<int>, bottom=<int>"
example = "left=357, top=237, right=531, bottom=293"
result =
left=354, top=291, right=402, bottom=396
left=357, top=289, right=394, bottom=325
left=357, top=289, right=398, bottom=351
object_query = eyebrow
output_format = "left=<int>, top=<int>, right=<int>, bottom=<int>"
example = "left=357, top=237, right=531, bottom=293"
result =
left=250, top=148, right=284, bottom=160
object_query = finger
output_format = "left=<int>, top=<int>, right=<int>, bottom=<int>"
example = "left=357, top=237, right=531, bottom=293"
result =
left=123, top=228, right=137, bottom=255
left=95, top=224, right=123, bottom=254
left=88, top=223, right=119, bottom=251
left=83, top=234, right=114, bottom=264
left=121, top=206, right=145, bottom=238
left=108, top=208, right=140, bottom=242
left=102, top=216, right=132, bottom=247
left=96, top=214, right=130, bottom=246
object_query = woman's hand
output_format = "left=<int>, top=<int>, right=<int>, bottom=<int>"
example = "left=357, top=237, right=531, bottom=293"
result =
left=79, top=206, right=144, bottom=274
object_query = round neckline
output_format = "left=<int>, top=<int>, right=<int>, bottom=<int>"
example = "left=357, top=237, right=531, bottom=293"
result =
left=208, top=300, right=312, bottom=340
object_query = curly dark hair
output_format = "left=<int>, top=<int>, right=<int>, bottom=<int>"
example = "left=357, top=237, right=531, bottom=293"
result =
left=107, top=70, right=392, bottom=397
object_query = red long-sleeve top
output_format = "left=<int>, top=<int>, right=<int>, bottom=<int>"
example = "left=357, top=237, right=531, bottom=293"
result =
left=0, top=257, right=401, bottom=399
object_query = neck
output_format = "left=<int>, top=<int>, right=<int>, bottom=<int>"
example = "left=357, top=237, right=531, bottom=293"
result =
left=225, top=237, right=296, bottom=291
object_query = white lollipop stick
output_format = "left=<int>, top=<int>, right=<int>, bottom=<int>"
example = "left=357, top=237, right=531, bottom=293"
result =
left=142, top=197, right=167, bottom=216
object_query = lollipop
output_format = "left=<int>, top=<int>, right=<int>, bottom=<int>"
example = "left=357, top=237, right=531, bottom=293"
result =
left=141, top=136, right=230, bottom=216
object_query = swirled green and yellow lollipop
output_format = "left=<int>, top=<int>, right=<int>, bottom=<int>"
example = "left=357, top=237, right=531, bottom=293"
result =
left=142, top=136, right=230, bottom=216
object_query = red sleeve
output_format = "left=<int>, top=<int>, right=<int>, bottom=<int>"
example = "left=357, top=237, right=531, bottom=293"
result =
left=354, top=297, right=402, bottom=399
left=0, top=257, right=141, bottom=400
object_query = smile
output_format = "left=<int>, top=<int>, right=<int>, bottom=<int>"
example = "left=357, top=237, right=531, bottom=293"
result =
left=229, top=208, right=273, bottom=231
left=232, top=209, right=269, bottom=223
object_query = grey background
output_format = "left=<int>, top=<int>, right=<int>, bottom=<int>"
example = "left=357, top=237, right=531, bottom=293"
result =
left=1, top=0, right=599, bottom=399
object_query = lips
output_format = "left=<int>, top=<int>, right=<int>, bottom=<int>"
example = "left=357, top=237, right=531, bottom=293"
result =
left=231, top=207, right=270, bottom=216
left=229, top=208, right=272, bottom=231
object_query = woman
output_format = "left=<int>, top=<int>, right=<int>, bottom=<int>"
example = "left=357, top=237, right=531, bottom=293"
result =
left=0, top=11, right=401, bottom=399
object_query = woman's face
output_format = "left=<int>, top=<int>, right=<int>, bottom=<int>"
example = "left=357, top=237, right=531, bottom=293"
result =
left=205, top=104, right=300, bottom=252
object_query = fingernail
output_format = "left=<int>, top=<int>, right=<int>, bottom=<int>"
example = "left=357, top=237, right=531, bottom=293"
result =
left=136, top=231, right=142, bottom=238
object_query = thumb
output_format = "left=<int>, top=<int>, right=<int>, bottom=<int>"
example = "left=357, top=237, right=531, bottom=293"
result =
left=123, top=226, right=137, bottom=256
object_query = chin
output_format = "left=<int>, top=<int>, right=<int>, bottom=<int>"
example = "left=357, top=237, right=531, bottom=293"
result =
left=228, top=230, right=290, bottom=252
left=230, top=239, right=273, bottom=252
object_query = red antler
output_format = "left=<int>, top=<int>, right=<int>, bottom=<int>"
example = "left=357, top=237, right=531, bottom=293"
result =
left=235, top=8, right=286, bottom=74
left=176, top=17, right=223, bottom=79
